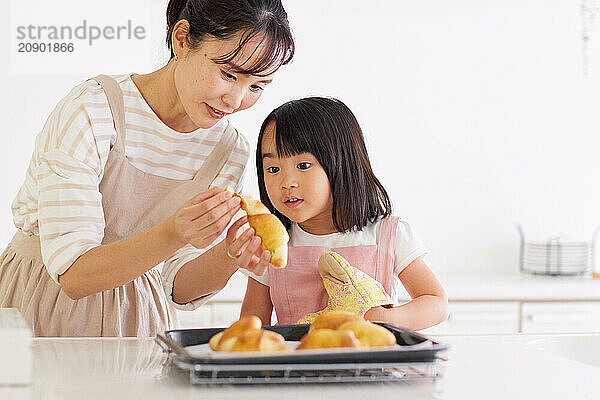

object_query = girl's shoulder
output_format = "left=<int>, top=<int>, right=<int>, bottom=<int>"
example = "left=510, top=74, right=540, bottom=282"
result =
left=358, top=215, right=422, bottom=247
left=376, top=215, right=421, bottom=239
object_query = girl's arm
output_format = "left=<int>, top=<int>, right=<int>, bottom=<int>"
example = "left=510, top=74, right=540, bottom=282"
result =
left=240, top=278, right=273, bottom=325
left=364, top=257, right=449, bottom=330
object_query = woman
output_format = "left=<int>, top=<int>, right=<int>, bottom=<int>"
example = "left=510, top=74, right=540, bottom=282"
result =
left=0, top=0, right=294, bottom=337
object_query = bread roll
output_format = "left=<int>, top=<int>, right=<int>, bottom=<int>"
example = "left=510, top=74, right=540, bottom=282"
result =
left=308, top=310, right=362, bottom=332
left=337, top=320, right=396, bottom=347
left=296, top=328, right=361, bottom=350
left=298, top=310, right=397, bottom=350
left=228, top=189, right=289, bottom=269
left=230, top=329, right=289, bottom=352
left=208, top=331, right=223, bottom=351
left=213, top=315, right=262, bottom=351
left=208, top=315, right=289, bottom=352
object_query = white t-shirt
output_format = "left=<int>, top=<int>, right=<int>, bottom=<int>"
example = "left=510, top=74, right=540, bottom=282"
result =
left=11, top=74, right=250, bottom=310
left=243, top=217, right=428, bottom=302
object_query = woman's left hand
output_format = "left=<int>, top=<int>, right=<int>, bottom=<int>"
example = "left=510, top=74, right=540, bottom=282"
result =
left=225, top=215, right=271, bottom=276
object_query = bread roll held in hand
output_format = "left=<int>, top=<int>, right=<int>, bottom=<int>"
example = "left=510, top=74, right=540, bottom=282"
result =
left=208, top=315, right=289, bottom=352
left=228, top=189, right=289, bottom=268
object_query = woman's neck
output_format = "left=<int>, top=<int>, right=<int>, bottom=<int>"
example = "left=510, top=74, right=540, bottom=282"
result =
left=130, top=61, right=200, bottom=133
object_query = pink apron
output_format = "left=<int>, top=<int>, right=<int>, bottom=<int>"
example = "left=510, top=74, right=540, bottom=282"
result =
left=269, top=216, right=399, bottom=325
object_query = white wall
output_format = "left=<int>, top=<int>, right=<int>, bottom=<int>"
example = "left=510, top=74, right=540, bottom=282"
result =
left=2, top=0, right=600, bottom=275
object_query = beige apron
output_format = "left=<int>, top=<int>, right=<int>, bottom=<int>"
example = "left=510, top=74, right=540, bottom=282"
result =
left=0, top=74, right=239, bottom=337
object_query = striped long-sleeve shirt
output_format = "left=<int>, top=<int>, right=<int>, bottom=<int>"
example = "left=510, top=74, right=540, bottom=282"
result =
left=11, top=74, right=250, bottom=310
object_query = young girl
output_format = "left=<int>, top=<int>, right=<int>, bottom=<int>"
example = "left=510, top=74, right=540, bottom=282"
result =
left=240, top=97, right=448, bottom=331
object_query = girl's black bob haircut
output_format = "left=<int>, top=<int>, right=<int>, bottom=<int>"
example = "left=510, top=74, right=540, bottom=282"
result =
left=256, top=97, right=392, bottom=232
left=166, top=0, right=294, bottom=76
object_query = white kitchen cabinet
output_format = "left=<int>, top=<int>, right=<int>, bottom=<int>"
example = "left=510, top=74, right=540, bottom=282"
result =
left=177, top=300, right=600, bottom=333
left=421, top=301, right=520, bottom=335
left=521, top=302, right=600, bottom=334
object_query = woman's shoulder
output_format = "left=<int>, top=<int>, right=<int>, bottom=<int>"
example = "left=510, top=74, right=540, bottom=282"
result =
left=226, top=123, right=250, bottom=147
left=224, top=122, right=251, bottom=160
left=36, top=76, right=129, bottom=159
left=50, top=76, right=115, bottom=120
left=58, top=74, right=133, bottom=109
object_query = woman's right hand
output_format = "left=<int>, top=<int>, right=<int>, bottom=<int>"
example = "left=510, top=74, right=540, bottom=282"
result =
left=169, top=187, right=242, bottom=250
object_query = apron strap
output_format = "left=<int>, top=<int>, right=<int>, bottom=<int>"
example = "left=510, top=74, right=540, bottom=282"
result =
left=376, top=216, right=399, bottom=290
left=192, top=122, right=240, bottom=187
left=88, top=75, right=126, bottom=153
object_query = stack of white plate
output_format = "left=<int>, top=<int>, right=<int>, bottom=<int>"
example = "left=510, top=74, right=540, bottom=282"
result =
left=522, top=240, right=591, bottom=275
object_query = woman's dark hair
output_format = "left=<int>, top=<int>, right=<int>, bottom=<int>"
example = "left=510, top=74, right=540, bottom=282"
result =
left=256, top=97, right=392, bottom=232
left=166, top=0, right=294, bottom=75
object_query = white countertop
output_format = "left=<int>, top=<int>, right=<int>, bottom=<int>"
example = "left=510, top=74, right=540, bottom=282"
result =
left=212, top=271, right=600, bottom=303
left=1, top=333, right=599, bottom=399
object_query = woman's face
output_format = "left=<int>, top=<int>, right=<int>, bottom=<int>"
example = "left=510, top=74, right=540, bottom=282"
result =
left=261, top=122, right=336, bottom=234
left=172, top=25, right=276, bottom=129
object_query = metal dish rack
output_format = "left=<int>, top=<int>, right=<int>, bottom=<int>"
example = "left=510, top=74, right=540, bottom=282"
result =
left=155, top=324, right=448, bottom=385
left=161, top=355, right=448, bottom=385
left=517, top=225, right=599, bottom=276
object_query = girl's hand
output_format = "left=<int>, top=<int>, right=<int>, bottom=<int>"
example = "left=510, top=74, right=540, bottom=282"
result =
left=364, top=306, right=388, bottom=322
left=169, top=187, right=242, bottom=249
left=225, top=215, right=271, bottom=275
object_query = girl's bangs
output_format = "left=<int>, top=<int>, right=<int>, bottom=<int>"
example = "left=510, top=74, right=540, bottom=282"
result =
left=211, top=28, right=294, bottom=77
left=272, top=110, right=321, bottom=159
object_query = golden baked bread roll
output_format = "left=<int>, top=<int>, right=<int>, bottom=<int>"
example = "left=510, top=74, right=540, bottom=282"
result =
left=211, top=315, right=262, bottom=351
left=208, top=331, right=223, bottom=351
left=297, top=310, right=397, bottom=350
left=308, top=310, right=362, bottom=332
left=230, top=329, right=289, bottom=352
left=337, top=320, right=396, bottom=347
left=296, top=328, right=361, bottom=350
left=228, top=189, right=289, bottom=269
left=208, top=315, right=289, bottom=352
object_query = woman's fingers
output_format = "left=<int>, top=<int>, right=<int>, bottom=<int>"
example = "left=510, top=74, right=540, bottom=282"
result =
left=172, top=188, right=244, bottom=249
left=228, top=227, right=254, bottom=258
left=189, top=211, right=236, bottom=244
left=184, top=196, right=241, bottom=231
left=188, top=186, right=225, bottom=205
left=226, top=215, right=249, bottom=242
left=181, top=191, right=238, bottom=222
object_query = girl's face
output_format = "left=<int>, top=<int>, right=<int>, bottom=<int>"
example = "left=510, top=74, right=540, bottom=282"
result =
left=261, top=123, right=336, bottom=235
left=172, top=25, right=276, bottom=130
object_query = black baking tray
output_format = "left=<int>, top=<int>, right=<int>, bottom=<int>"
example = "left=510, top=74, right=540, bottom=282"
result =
left=157, top=323, right=448, bottom=365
